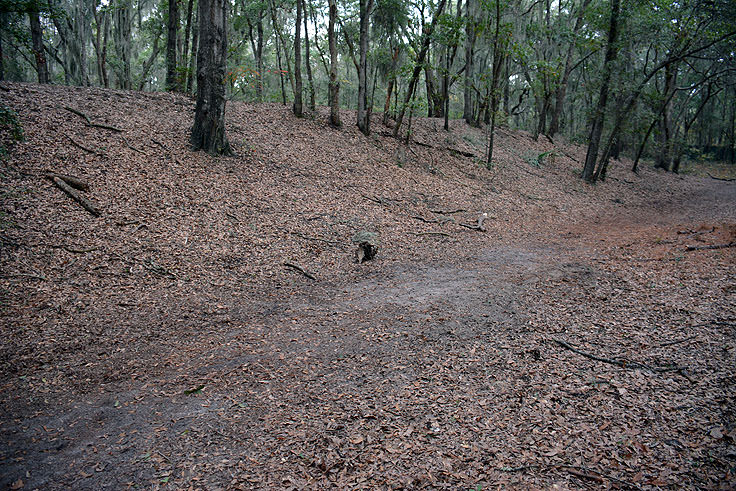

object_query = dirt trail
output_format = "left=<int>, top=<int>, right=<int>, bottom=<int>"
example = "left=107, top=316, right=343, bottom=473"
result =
left=2, top=178, right=734, bottom=489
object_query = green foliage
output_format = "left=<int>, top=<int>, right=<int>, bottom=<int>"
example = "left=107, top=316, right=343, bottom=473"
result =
left=525, top=150, right=554, bottom=167
left=0, top=105, right=24, bottom=158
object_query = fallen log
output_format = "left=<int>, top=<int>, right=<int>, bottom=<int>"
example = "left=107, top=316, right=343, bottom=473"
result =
left=45, top=172, right=89, bottom=191
left=47, top=175, right=101, bottom=216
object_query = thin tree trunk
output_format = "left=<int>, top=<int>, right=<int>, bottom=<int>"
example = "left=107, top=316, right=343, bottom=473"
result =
left=581, top=0, right=620, bottom=182
left=302, top=0, right=315, bottom=111
left=382, top=47, right=399, bottom=126
left=549, top=0, right=591, bottom=137
left=357, top=0, right=374, bottom=135
left=462, top=0, right=476, bottom=124
left=393, top=0, right=448, bottom=137
left=328, top=0, right=340, bottom=126
left=487, top=0, right=505, bottom=166
left=166, top=0, right=179, bottom=91
left=181, top=0, right=194, bottom=92
left=293, top=0, right=303, bottom=116
left=186, top=8, right=198, bottom=93
left=138, top=28, right=162, bottom=90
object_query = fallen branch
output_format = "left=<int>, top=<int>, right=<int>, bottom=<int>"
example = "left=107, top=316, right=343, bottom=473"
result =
left=459, top=213, right=488, bottom=232
left=657, top=335, right=697, bottom=347
left=707, top=172, right=736, bottom=181
left=685, top=242, right=735, bottom=251
left=44, top=172, right=89, bottom=191
left=430, top=208, right=466, bottom=215
left=284, top=262, right=316, bottom=280
left=47, top=175, right=101, bottom=216
left=67, top=136, right=105, bottom=157
left=552, top=339, right=675, bottom=374
left=64, top=106, right=91, bottom=124
left=412, top=215, right=439, bottom=224
left=64, top=106, right=123, bottom=132
left=413, top=231, right=451, bottom=237
left=89, top=122, right=123, bottom=132
left=122, top=136, right=145, bottom=154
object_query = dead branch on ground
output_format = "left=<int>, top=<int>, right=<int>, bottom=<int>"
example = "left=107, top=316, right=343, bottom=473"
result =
left=460, top=213, right=487, bottom=232
left=284, top=262, right=316, bottom=280
left=552, top=339, right=684, bottom=375
left=430, top=208, right=466, bottom=215
left=685, top=242, right=735, bottom=251
left=413, top=231, right=451, bottom=237
left=122, top=136, right=145, bottom=154
left=67, top=136, right=105, bottom=157
left=63, top=106, right=123, bottom=132
left=47, top=175, right=101, bottom=216
left=44, top=172, right=89, bottom=191
left=657, top=335, right=697, bottom=347
left=707, top=172, right=736, bottom=181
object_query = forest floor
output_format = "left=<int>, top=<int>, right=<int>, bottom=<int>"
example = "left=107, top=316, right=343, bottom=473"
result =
left=0, top=82, right=735, bottom=489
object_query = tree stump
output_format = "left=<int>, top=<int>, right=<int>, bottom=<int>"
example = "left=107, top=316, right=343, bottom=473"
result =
left=352, top=231, right=379, bottom=263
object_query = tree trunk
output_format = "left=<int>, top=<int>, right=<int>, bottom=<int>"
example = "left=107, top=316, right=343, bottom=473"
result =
left=138, top=28, right=162, bottom=90
left=549, top=0, right=591, bottom=137
left=28, top=2, right=49, bottom=83
left=487, top=0, right=505, bottom=166
left=654, top=61, right=677, bottom=171
left=382, top=47, right=399, bottom=126
left=181, top=0, right=194, bottom=92
left=293, top=0, right=303, bottom=116
left=186, top=8, right=198, bottom=93
left=113, top=0, right=132, bottom=89
left=581, top=0, right=620, bottom=182
left=462, top=0, right=476, bottom=124
left=357, top=0, right=374, bottom=135
left=166, top=0, right=179, bottom=91
left=328, top=0, right=340, bottom=126
left=190, top=0, right=232, bottom=156
left=393, top=0, right=448, bottom=137
left=302, top=0, right=315, bottom=111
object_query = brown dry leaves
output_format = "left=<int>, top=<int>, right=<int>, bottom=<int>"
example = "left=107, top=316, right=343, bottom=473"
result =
left=0, top=82, right=734, bottom=489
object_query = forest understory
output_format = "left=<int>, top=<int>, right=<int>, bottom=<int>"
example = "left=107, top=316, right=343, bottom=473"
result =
left=0, top=83, right=735, bottom=489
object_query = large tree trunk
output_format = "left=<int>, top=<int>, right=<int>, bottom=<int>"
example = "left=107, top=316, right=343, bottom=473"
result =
left=581, top=0, right=620, bottom=182
left=190, top=0, right=232, bottom=156
left=328, top=0, right=340, bottom=126
left=357, top=0, right=374, bottom=135
left=28, top=2, right=49, bottom=84
left=166, top=0, right=179, bottom=91
left=293, top=0, right=303, bottom=116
